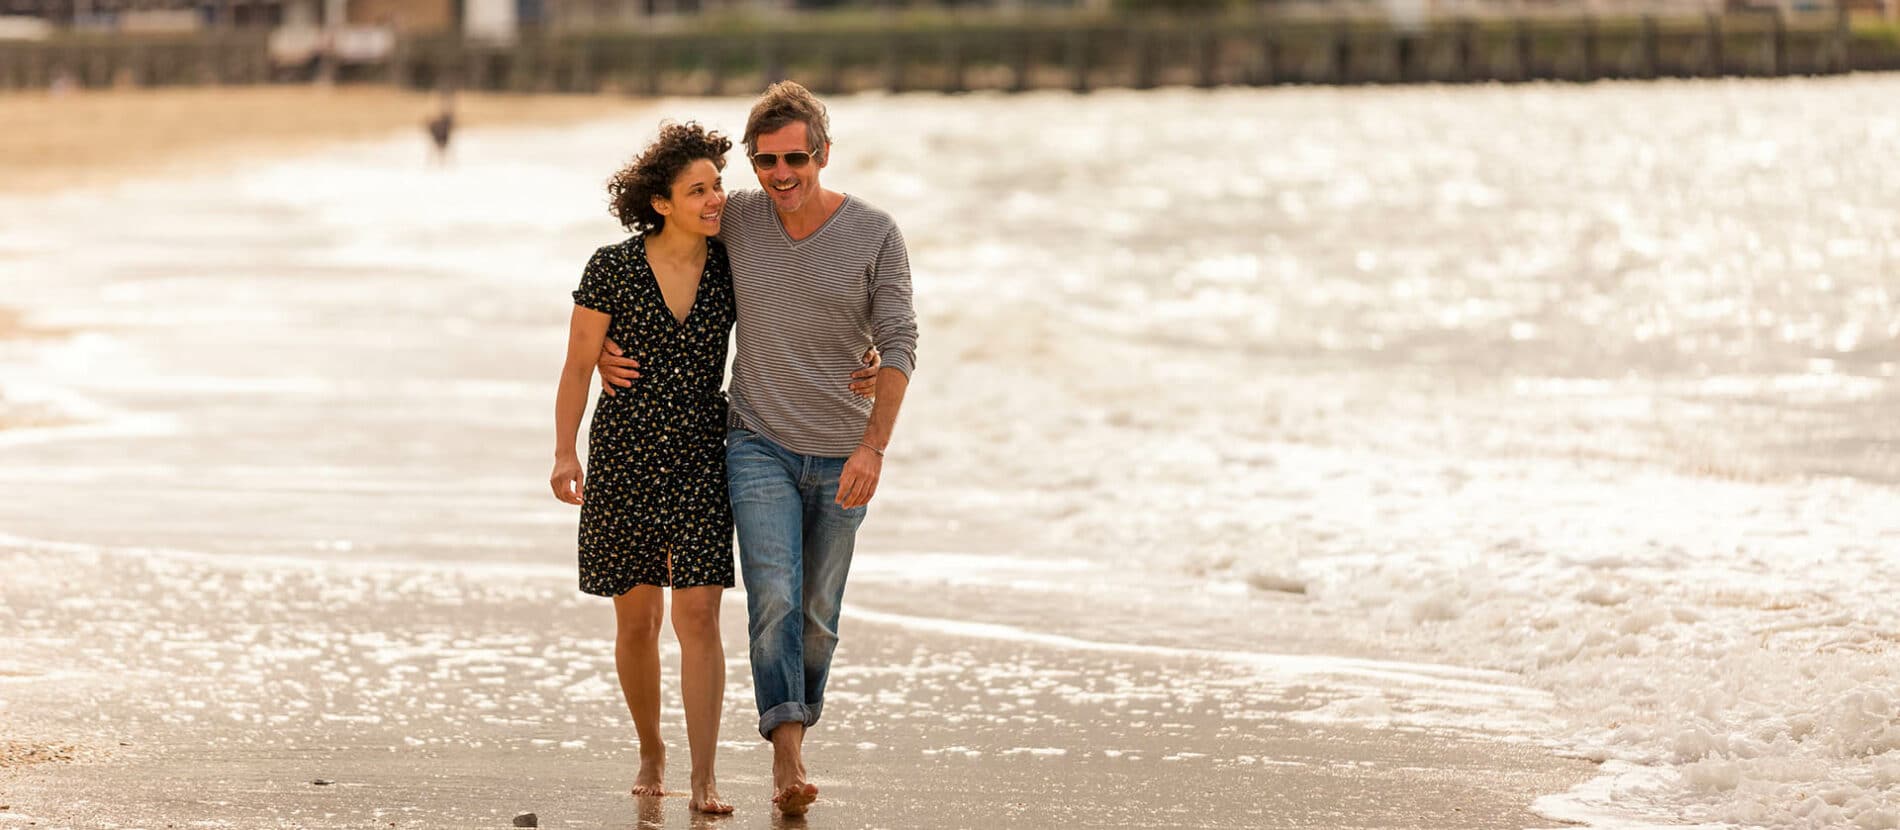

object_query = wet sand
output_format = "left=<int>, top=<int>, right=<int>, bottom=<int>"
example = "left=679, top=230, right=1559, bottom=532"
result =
left=0, top=541, right=1592, bottom=829
left=0, top=740, right=78, bottom=770
left=0, top=87, right=649, bottom=194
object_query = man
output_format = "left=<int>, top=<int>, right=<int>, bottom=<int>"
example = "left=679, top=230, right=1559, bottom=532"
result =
left=597, top=81, right=917, bottom=817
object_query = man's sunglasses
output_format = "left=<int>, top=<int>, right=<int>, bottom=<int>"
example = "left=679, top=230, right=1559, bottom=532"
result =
left=750, top=151, right=814, bottom=170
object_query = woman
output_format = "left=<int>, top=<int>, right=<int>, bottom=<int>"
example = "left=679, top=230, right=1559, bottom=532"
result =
left=550, top=122, right=739, bottom=815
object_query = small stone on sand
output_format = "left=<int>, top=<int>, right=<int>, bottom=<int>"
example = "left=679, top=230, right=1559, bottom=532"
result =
left=512, top=812, right=538, bottom=827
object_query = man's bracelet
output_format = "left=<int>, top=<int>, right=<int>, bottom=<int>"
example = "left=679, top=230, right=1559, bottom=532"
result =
left=860, top=442, right=886, bottom=458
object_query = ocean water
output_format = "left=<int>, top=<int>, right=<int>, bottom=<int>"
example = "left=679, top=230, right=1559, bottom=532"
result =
left=1, top=76, right=1897, bottom=826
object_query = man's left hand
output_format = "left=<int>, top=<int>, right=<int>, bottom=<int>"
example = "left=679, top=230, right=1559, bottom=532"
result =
left=835, top=445, right=883, bottom=509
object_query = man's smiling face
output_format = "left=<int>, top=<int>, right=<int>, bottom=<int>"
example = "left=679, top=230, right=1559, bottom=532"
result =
left=751, top=121, right=827, bottom=215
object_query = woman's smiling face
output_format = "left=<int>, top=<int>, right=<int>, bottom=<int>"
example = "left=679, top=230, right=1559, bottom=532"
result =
left=657, top=157, right=727, bottom=236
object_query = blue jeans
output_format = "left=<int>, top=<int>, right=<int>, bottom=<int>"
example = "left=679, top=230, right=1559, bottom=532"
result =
left=726, top=428, right=868, bottom=740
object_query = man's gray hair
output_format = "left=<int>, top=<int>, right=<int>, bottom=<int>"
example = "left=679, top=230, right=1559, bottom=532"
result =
left=744, top=80, right=831, bottom=162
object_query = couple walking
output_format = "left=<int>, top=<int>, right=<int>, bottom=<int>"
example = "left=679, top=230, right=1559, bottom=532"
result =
left=550, top=81, right=918, bottom=817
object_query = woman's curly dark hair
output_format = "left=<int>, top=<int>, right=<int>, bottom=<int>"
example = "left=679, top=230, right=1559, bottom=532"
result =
left=606, top=121, right=734, bottom=235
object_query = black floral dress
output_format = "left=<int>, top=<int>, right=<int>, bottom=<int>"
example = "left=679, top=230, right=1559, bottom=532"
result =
left=571, top=236, right=736, bottom=594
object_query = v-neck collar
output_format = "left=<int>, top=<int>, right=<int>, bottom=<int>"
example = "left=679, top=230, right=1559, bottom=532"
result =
left=639, top=235, right=710, bottom=329
left=770, top=192, right=852, bottom=248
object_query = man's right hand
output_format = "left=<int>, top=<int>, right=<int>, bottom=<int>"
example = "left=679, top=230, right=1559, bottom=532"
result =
left=598, top=337, right=641, bottom=396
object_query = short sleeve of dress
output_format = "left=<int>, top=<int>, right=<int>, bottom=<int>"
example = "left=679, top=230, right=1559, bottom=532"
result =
left=572, top=247, right=619, bottom=314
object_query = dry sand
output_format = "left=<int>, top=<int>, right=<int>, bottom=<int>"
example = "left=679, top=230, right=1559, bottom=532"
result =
left=0, top=86, right=650, bottom=194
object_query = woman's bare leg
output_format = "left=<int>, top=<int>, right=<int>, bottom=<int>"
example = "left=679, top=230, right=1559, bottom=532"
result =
left=671, top=584, right=730, bottom=813
left=613, top=585, right=666, bottom=795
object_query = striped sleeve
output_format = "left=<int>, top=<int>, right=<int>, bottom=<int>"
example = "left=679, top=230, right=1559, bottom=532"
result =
left=869, top=224, right=918, bottom=378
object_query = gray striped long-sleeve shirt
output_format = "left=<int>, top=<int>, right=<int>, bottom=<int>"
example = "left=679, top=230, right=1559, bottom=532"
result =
left=719, top=188, right=919, bottom=458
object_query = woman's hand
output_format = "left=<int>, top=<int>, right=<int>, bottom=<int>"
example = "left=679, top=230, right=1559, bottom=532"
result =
left=849, top=347, right=881, bottom=400
left=557, top=305, right=611, bottom=492
left=551, top=454, right=585, bottom=505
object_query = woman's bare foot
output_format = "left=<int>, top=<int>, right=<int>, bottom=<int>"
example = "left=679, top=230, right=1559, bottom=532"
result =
left=689, top=777, right=733, bottom=815
left=771, top=782, right=818, bottom=817
left=630, top=750, right=665, bottom=797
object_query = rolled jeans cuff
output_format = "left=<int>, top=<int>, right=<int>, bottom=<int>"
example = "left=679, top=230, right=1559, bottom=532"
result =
left=758, top=700, right=823, bottom=740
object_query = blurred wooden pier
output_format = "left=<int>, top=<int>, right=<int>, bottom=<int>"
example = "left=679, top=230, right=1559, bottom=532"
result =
left=3, top=11, right=1898, bottom=93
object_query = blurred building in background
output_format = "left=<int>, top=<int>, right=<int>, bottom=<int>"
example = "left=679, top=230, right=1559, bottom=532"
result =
left=0, top=0, right=513, bottom=31
left=0, top=0, right=472, bottom=30
left=0, top=0, right=1095, bottom=34
left=2, top=0, right=296, bottom=29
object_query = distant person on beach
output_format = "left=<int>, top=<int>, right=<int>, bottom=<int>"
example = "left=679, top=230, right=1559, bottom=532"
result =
left=594, top=81, right=918, bottom=817
left=424, top=88, right=455, bottom=164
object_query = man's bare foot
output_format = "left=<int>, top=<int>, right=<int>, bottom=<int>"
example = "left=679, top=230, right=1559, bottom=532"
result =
left=768, top=723, right=812, bottom=816
left=771, top=782, right=818, bottom=817
left=630, top=751, right=665, bottom=797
